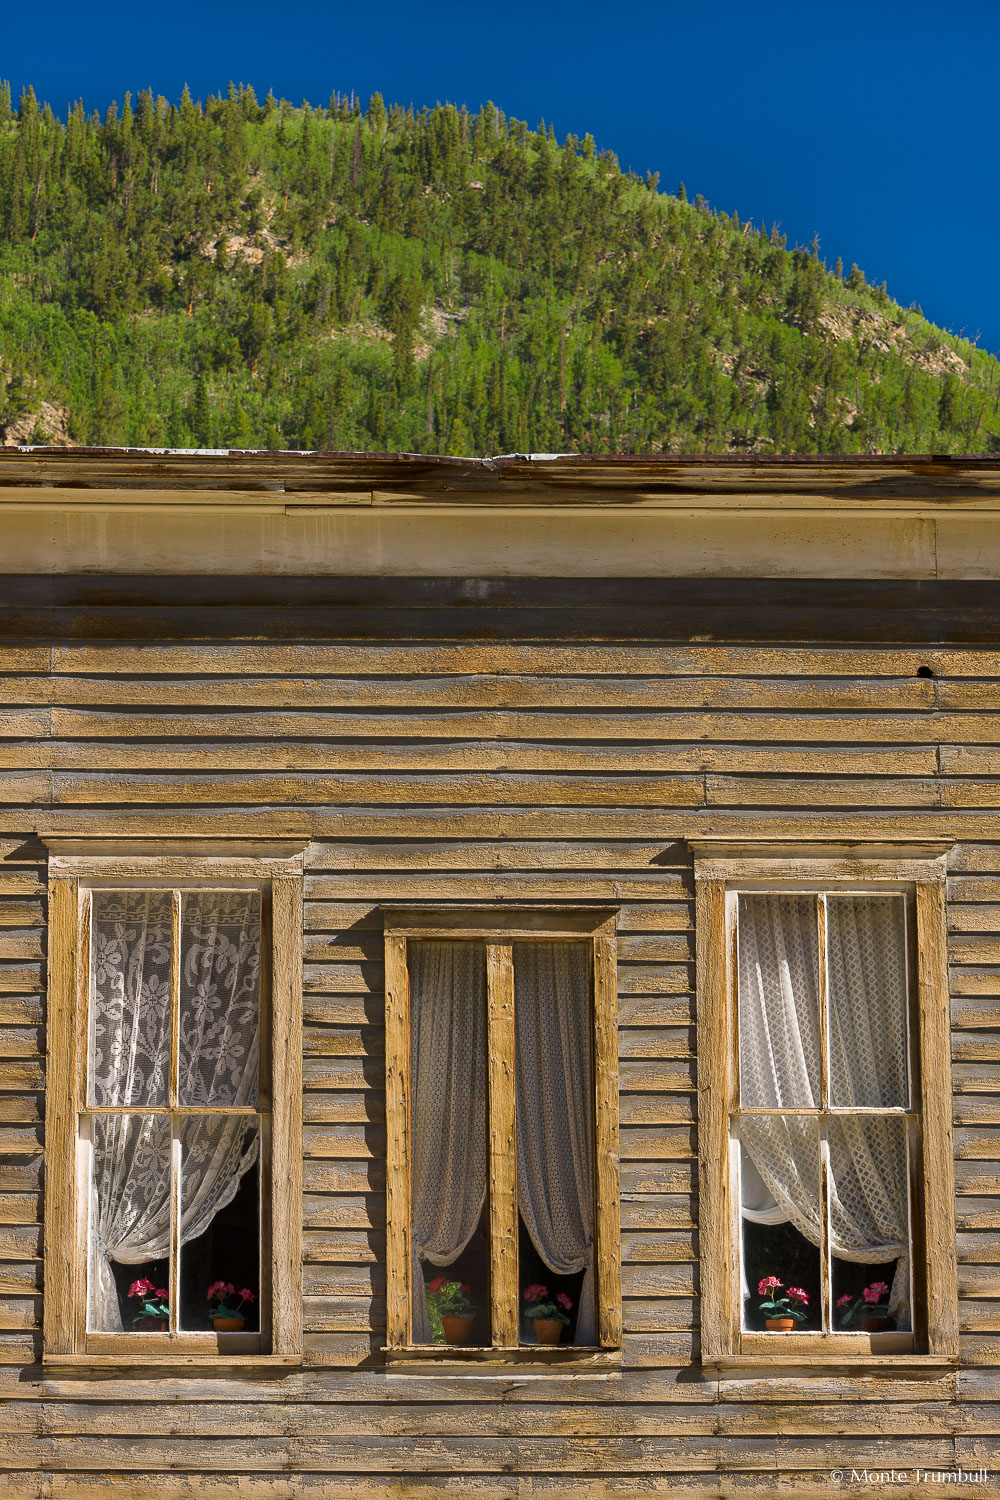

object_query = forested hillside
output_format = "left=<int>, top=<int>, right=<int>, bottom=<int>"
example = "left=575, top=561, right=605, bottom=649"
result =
left=1, top=82, right=998, bottom=454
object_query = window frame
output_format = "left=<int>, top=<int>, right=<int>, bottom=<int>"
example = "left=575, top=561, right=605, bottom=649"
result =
left=43, top=841, right=305, bottom=1368
left=383, top=905, right=621, bottom=1364
left=693, top=846, right=959, bottom=1367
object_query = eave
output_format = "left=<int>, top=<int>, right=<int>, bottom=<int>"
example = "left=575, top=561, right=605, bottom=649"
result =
left=2, top=448, right=1000, bottom=577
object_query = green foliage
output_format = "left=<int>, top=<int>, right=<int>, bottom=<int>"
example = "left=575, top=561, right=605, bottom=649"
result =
left=0, top=83, right=998, bottom=454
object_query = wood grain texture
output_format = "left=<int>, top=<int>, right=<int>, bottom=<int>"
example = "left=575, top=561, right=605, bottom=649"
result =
left=594, top=933, right=623, bottom=1349
left=271, top=873, right=305, bottom=1356
left=916, top=880, right=961, bottom=1356
left=382, top=933, right=410, bottom=1350
left=692, top=878, right=732, bottom=1360
left=42, top=876, right=77, bottom=1356
left=7, top=550, right=1000, bottom=1484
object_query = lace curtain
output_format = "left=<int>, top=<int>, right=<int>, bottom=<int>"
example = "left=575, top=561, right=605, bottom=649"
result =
left=738, top=894, right=910, bottom=1326
left=514, top=942, right=595, bottom=1344
left=88, top=891, right=261, bottom=1332
left=408, top=941, right=595, bottom=1345
left=409, top=942, right=487, bottom=1343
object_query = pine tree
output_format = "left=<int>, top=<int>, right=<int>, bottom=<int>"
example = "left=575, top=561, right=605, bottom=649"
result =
left=190, top=376, right=212, bottom=445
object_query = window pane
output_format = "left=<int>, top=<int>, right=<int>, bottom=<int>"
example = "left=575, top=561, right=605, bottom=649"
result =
left=738, top=895, right=820, bottom=1108
left=829, top=1115, right=910, bottom=1331
left=89, top=1113, right=171, bottom=1331
left=409, top=942, right=488, bottom=1344
left=179, top=1116, right=260, bottom=1332
left=178, top=891, right=261, bottom=1106
left=827, top=896, right=908, bottom=1109
left=514, top=941, right=594, bottom=1346
left=740, top=1118, right=821, bottom=1332
left=90, top=891, right=172, bottom=1107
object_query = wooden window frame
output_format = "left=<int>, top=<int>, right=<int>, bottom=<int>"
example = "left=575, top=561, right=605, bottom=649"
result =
left=383, top=905, right=621, bottom=1365
left=693, top=845, right=959, bottom=1369
left=42, top=840, right=305, bottom=1369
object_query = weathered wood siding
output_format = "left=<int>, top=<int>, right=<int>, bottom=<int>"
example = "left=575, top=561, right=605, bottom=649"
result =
left=0, top=575, right=995, bottom=1495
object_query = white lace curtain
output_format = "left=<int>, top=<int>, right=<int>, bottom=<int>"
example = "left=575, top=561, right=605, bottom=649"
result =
left=738, top=894, right=910, bottom=1326
left=514, top=942, right=595, bottom=1344
left=408, top=940, right=595, bottom=1345
left=409, top=942, right=487, bottom=1343
left=88, top=891, right=261, bottom=1332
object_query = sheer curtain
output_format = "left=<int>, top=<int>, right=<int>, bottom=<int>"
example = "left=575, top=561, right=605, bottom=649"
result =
left=515, top=943, right=595, bottom=1345
left=88, top=891, right=261, bottom=1332
left=409, top=943, right=487, bottom=1343
left=738, top=894, right=910, bottom=1326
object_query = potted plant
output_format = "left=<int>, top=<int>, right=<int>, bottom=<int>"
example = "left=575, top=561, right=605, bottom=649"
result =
left=206, top=1280, right=255, bottom=1331
left=836, top=1281, right=891, bottom=1332
left=128, top=1277, right=169, bottom=1331
left=426, top=1276, right=477, bottom=1344
left=522, top=1283, right=574, bottom=1344
left=757, top=1276, right=809, bottom=1331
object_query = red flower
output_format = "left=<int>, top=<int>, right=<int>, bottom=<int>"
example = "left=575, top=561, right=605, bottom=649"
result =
left=155, top=1289, right=168, bottom=1300
left=786, top=1287, right=809, bottom=1305
left=240, top=1288, right=256, bottom=1302
left=522, top=1283, right=548, bottom=1303
left=555, top=1292, right=573, bottom=1311
left=428, top=1276, right=447, bottom=1295
left=863, top=1281, right=889, bottom=1304
left=128, top=1277, right=154, bottom=1299
left=757, top=1276, right=782, bottom=1296
left=835, top=1293, right=852, bottom=1308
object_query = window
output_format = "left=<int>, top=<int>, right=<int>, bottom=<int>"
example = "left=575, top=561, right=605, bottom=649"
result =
left=693, top=847, right=959, bottom=1363
left=383, top=907, right=621, bottom=1360
left=43, top=843, right=304, bottom=1364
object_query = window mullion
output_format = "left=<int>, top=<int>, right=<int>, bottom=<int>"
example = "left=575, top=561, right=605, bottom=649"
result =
left=817, top=894, right=829, bottom=1113
left=819, top=1122, right=832, bottom=1334
left=816, top=895, right=831, bottom=1334
left=169, top=1119, right=181, bottom=1334
left=486, top=943, right=518, bottom=1348
left=169, top=890, right=181, bottom=1109
left=76, top=887, right=90, bottom=1349
left=169, top=889, right=181, bottom=1334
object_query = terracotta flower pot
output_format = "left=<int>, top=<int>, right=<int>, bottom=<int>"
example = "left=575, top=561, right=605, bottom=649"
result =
left=212, top=1315, right=245, bottom=1332
left=765, top=1317, right=795, bottom=1331
left=133, top=1316, right=167, bottom=1332
left=858, top=1315, right=889, bottom=1333
left=441, top=1314, right=474, bottom=1345
left=533, top=1318, right=564, bottom=1345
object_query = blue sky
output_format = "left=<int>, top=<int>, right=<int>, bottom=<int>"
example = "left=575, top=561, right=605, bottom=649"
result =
left=7, top=0, right=999, bottom=353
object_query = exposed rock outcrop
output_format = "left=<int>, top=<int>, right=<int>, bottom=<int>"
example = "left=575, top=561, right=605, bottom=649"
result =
left=1, top=401, right=76, bottom=447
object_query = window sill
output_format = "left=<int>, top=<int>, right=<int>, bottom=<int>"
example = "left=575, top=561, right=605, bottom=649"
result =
left=740, top=1331, right=916, bottom=1356
left=383, top=1345, right=621, bottom=1370
left=702, top=1353, right=958, bottom=1373
left=41, top=1353, right=302, bottom=1374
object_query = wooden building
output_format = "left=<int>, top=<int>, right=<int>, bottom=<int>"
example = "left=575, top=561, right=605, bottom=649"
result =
left=0, top=448, right=998, bottom=1496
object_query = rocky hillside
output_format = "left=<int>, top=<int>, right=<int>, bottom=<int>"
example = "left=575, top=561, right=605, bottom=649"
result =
left=0, top=83, right=997, bottom=453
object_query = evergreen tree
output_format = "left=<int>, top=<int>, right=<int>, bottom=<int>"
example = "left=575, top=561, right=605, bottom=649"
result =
left=190, top=375, right=212, bottom=445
